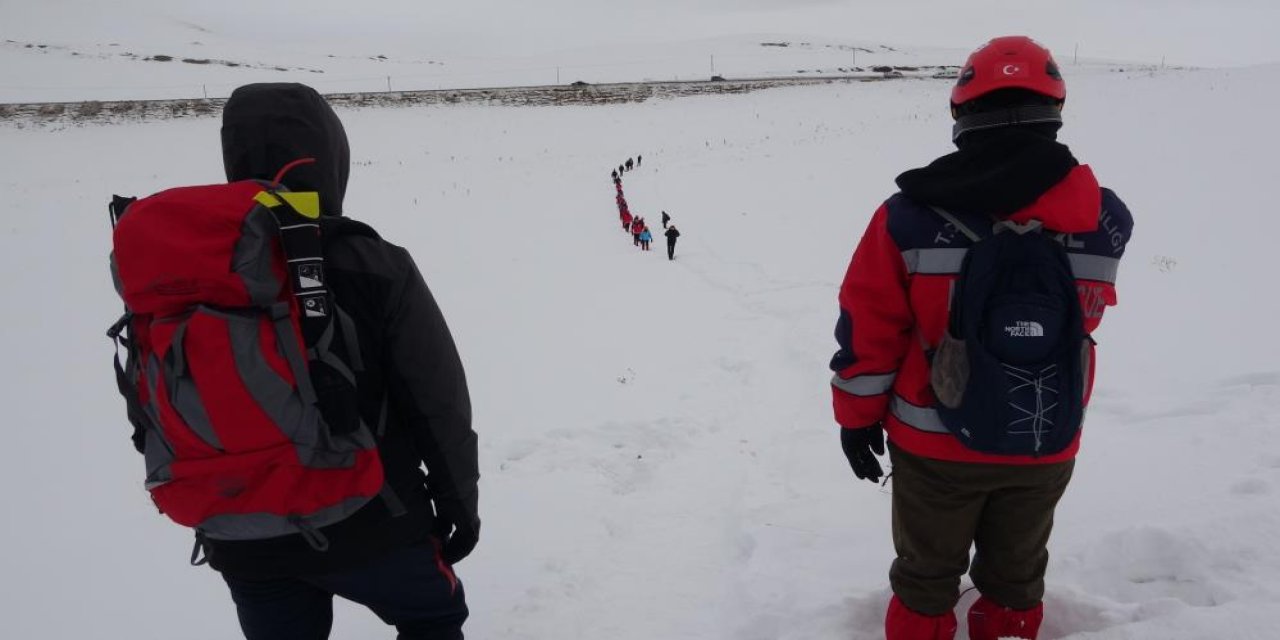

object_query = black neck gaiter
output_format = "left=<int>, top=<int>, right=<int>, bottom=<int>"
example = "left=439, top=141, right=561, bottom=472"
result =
left=895, top=127, right=1078, bottom=218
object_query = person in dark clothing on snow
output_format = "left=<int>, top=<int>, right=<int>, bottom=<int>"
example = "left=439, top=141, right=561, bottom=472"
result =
left=625, top=157, right=634, bottom=171
left=611, top=169, right=618, bottom=181
left=664, top=225, right=680, bottom=260
left=618, top=163, right=625, bottom=176
left=636, top=154, right=642, bottom=167
left=214, top=83, right=480, bottom=640
left=661, top=210, right=670, bottom=229
left=830, top=38, right=1132, bottom=640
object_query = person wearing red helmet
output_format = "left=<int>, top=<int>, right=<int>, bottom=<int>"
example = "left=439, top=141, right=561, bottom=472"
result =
left=830, top=36, right=1133, bottom=640
left=950, top=36, right=1067, bottom=141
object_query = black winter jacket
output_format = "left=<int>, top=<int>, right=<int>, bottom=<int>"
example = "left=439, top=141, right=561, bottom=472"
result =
left=202, top=83, right=478, bottom=578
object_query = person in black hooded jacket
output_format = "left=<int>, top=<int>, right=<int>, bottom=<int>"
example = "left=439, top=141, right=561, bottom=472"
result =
left=215, top=83, right=478, bottom=640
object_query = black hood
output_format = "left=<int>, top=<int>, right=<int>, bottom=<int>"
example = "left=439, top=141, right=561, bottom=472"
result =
left=221, top=83, right=350, bottom=215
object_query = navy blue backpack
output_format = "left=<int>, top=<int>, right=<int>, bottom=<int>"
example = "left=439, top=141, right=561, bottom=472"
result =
left=928, top=207, right=1089, bottom=456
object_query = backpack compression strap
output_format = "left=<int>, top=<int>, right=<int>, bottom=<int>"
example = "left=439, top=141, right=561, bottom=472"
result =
left=253, top=190, right=331, bottom=345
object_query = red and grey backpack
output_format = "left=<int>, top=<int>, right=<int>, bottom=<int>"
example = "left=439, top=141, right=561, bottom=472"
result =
left=107, top=160, right=393, bottom=558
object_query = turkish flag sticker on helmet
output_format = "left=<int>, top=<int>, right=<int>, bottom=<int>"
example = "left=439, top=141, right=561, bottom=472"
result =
left=998, top=63, right=1029, bottom=78
left=951, top=35, right=1066, bottom=106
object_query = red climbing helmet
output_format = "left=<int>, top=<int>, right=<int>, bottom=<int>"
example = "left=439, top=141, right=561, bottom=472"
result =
left=951, top=36, right=1065, bottom=107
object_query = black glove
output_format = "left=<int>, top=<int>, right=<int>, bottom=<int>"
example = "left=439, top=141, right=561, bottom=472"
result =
left=841, top=424, right=886, bottom=483
left=432, top=499, right=480, bottom=565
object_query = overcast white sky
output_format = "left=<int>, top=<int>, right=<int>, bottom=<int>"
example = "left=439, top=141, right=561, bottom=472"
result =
left=4, top=0, right=1279, bottom=67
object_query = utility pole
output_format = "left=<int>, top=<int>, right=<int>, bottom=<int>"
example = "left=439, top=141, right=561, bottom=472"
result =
left=386, top=75, right=392, bottom=91
left=556, top=66, right=560, bottom=84
left=202, top=84, right=207, bottom=99
left=1073, top=43, right=1079, bottom=65
left=710, top=54, right=715, bottom=76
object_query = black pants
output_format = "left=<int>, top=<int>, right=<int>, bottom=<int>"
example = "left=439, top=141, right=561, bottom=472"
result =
left=667, top=241, right=676, bottom=260
left=223, top=541, right=468, bottom=640
left=888, top=444, right=1073, bottom=615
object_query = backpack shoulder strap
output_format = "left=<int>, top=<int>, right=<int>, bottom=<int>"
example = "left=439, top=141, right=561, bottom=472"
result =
left=928, top=206, right=985, bottom=243
left=254, top=190, right=332, bottom=347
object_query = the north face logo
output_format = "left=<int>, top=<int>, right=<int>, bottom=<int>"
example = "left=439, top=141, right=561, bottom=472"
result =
left=1004, top=321, right=1044, bottom=337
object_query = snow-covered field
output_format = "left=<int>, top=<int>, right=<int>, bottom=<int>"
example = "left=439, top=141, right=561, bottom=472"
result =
left=2, top=58, right=1279, bottom=640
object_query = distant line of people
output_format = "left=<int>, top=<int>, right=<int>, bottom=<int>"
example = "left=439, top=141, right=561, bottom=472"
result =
left=612, top=155, right=642, bottom=181
left=612, top=158, right=679, bottom=260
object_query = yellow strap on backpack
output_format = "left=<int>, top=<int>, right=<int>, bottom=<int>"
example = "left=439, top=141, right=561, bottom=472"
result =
left=254, top=191, right=321, bottom=219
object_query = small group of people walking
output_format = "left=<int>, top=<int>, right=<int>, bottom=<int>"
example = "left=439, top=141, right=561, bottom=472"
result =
left=632, top=216, right=654, bottom=251
left=611, top=155, right=641, bottom=181
left=612, top=161, right=680, bottom=260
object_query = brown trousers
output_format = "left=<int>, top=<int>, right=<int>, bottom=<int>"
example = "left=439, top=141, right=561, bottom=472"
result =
left=888, top=443, right=1074, bottom=616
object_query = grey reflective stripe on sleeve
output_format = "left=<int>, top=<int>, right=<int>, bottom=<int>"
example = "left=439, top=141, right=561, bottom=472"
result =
left=233, top=207, right=284, bottom=306
left=1068, top=254, right=1121, bottom=284
left=901, top=248, right=968, bottom=275
left=889, top=395, right=951, bottom=434
left=197, top=495, right=374, bottom=541
left=164, top=322, right=223, bottom=452
left=831, top=372, right=897, bottom=396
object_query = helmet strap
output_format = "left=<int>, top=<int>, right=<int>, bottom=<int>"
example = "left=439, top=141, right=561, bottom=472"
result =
left=952, top=104, right=1063, bottom=142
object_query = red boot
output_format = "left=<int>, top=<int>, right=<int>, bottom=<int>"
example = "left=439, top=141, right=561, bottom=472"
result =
left=967, top=596, right=1043, bottom=640
left=886, top=595, right=957, bottom=640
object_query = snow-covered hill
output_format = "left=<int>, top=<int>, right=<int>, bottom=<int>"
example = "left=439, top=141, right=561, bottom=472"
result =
left=0, top=29, right=981, bottom=103
left=2, top=53, right=1279, bottom=640
left=3, top=0, right=1196, bottom=105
